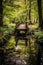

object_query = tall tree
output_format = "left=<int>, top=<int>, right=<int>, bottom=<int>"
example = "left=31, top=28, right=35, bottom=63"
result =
left=37, top=0, right=43, bottom=29
left=0, top=0, right=3, bottom=26
left=29, top=0, right=31, bottom=23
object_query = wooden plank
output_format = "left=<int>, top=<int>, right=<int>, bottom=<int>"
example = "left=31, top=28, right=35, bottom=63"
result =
left=17, top=24, right=26, bottom=29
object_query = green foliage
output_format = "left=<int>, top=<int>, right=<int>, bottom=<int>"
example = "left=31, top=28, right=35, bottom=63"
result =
left=35, top=30, right=43, bottom=47
left=3, top=0, right=39, bottom=26
left=35, top=30, right=43, bottom=37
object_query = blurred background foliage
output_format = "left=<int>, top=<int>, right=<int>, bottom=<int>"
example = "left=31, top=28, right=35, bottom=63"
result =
left=3, top=0, right=39, bottom=25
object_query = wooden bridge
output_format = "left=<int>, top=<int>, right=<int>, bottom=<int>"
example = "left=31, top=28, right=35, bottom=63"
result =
left=14, top=22, right=38, bottom=46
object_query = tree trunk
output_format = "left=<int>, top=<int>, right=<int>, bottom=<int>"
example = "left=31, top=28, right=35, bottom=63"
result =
left=37, top=0, right=43, bottom=29
left=37, top=48, right=41, bottom=65
left=29, top=0, right=31, bottom=24
left=0, top=0, right=3, bottom=26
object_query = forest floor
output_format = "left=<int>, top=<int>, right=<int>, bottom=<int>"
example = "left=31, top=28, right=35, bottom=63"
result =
left=3, top=35, right=37, bottom=65
left=4, top=47, right=27, bottom=65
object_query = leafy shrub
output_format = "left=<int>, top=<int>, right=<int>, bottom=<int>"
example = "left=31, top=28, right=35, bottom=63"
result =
left=35, top=31, right=43, bottom=47
left=37, top=36, right=43, bottom=47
